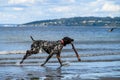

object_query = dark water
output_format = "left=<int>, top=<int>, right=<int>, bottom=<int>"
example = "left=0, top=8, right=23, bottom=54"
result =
left=0, top=26, right=120, bottom=80
left=0, top=26, right=120, bottom=51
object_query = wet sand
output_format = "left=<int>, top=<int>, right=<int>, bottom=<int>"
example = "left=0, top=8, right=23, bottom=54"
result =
left=0, top=61, right=120, bottom=80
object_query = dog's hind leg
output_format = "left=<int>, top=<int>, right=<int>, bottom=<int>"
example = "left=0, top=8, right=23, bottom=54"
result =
left=20, top=50, right=32, bottom=64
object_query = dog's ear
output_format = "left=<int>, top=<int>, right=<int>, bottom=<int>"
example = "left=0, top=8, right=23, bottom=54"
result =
left=30, top=36, right=35, bottom=41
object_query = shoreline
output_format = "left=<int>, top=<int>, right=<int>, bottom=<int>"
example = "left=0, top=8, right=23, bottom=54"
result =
left=0, top=62, right=120, bottom=80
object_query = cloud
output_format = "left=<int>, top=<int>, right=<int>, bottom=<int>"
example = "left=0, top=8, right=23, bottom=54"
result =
left=89, top=0, right=120, bottom=12
left=0, top=5, right=25, bottom=12
left=0, top=12, right=17, bottom=22
left=50, top=6, right=71, bottom=13
left=0, top=0, right=120, bottom=24
left=83, top=0, right=120, bottom=16
left=8, top=0, right=48, bottom=6
left=12, top=7, right=24, bottom=11
left=102, top=3, right=120, bottom=12
left=61, top=0, right=76, bottom=3
left=8, top=0, right=35, bottom=4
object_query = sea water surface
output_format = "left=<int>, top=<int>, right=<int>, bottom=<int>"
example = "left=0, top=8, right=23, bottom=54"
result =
left=0, top=26, right=120, bottom=80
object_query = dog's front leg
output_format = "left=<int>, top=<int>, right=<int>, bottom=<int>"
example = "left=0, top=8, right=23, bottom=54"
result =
left=41, top=53, right=54, bottom=66
left=56, top=54, right=63, bottom=66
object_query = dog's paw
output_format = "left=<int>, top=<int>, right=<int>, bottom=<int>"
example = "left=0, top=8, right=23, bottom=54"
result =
left=41, top=64, right=45, bottom=66
left=78, top=58, right=81, bottom=61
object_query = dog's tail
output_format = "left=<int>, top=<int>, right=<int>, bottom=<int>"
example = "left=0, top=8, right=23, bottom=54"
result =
left=30, top=36, right=35, bottom=41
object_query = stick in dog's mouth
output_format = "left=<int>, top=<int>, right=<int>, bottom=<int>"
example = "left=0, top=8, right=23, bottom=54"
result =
left=71, top=43, right=81, bottom=61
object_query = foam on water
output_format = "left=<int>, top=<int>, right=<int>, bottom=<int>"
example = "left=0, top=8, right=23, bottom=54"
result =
left=0, top=50, right=25, bottom=54
left=16, top=61, right=21, bottom=65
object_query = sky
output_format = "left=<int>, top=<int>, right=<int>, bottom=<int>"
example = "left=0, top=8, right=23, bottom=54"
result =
left=0, top=0, right=120, bottom=24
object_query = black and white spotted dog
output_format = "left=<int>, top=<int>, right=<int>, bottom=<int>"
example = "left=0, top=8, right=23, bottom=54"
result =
left=20, top=36, right=80, bottom=66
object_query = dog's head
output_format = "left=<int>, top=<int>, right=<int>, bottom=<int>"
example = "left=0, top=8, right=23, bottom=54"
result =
left=62, top=37, right=74, bottom=46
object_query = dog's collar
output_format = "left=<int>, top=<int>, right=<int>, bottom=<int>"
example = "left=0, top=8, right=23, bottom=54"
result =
left=60, top=40, right=64, bottom=45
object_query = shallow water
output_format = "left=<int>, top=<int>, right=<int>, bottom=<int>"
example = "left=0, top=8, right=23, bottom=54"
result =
left=0, top=26, right=120, bottom=80
left=0, top=61, right=120, bottom=80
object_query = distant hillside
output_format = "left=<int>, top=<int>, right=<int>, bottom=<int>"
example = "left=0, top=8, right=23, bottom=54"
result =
left=21, top=17, right=120, bottom=27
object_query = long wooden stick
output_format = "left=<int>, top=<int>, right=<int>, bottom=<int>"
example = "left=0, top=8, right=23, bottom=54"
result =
left=71, top=43, right=81, bottom=61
